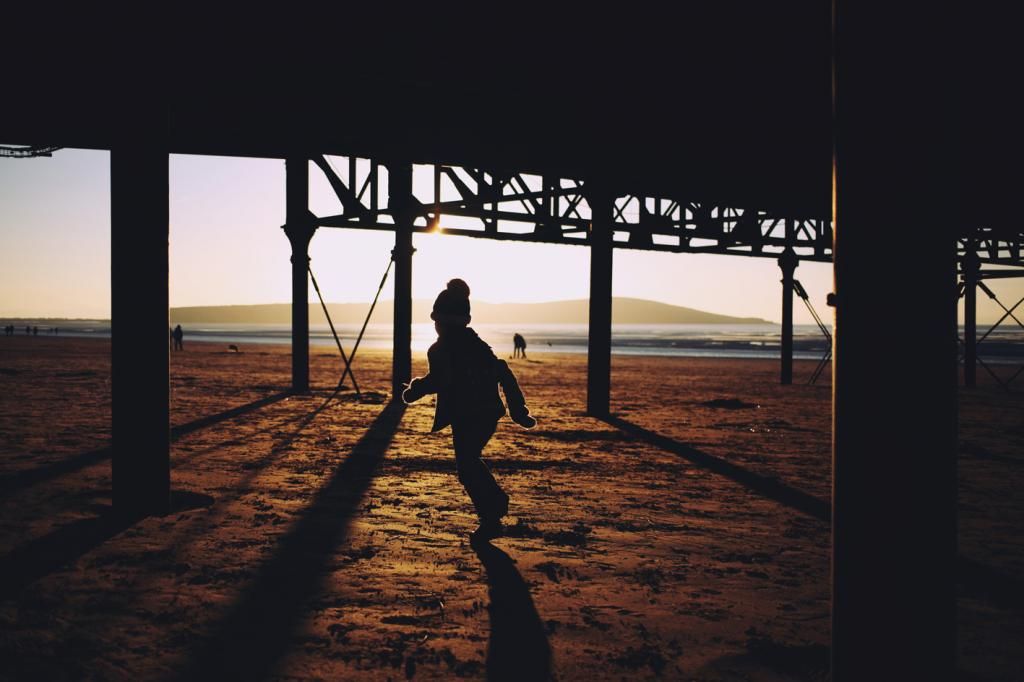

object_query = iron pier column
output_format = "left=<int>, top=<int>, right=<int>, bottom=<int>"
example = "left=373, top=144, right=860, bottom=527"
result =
left=111, top=145, right=170, bottom=517
left=779, top=247, right=799, bottom=385
left=389, top=162, right=414, bottom=400
left=284, top=157, right=316, bottom=394
left=587, top=190, right=614, bottom=417
left=832, top=4, right=958, bottom=679
left=963, top=249, right=979, bottom=387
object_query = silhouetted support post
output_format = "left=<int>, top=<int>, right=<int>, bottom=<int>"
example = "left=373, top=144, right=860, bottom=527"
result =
left=111, top=146, right=170, bottom=517
left=587, top=190, right=614, bottom=416
left=832, top=5, right=957, bottom=680
left=389, top=162, right=414, bottom=400
left=963, top=250, right=979, bottom=387
left=284, top=157, right=316, bottom=394
left=779, top=246, right=798, bottom=385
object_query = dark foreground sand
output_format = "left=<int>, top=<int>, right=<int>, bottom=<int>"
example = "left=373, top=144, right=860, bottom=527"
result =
left=0, top=337, right=1020, bottom=680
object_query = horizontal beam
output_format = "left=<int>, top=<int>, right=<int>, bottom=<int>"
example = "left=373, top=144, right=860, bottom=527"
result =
left=312, top=218, right=835, bottom=261
left=979, top=270, right=1024, bottom=279
left=305, top=154, right=836, bottom=264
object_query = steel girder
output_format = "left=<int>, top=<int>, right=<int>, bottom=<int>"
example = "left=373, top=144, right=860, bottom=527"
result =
left=310, top=155, right=835, bottom=262
left=310, top=155, right=1023, bottom=268
left=958, top=228, right=1024, bottom=266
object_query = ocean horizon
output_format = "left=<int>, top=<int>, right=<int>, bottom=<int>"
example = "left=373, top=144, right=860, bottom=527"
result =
left=4, top=319, right=1023, bottom=363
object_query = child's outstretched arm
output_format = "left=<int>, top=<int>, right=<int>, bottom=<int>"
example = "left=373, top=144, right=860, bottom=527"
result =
left=496, top=359, right=537, bottom=428
left=401, top=374, right=435, bottom=404
left=402, top=345, right=452, bottom=404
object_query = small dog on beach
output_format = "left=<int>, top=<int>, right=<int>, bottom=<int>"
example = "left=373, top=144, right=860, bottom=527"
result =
left=228, top=344, right=239, bottom=353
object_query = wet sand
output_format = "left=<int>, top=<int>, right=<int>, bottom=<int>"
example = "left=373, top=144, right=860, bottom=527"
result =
left=0, top=336, right=1020, bottom=680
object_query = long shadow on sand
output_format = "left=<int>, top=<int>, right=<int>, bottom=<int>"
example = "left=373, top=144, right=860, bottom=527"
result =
left=174, top=400, right=405, bottom=681
left=0, top=490, right=214, bottom=601
left=601, top=415, right=830, bottom=522
left=169, top=391, right=292, bottom=440
left=0, top=392, right=291, bottom=493
left=1, top=389, right=348, bottom=603
left=470, top=537, right=552, bottom=681
left=170, top=388, right=386, bottom=470
left=173, top=387, right=343, bottom=470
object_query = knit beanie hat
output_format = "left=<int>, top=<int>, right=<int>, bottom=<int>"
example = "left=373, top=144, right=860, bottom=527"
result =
left=431, top=279, right=471, bottom=322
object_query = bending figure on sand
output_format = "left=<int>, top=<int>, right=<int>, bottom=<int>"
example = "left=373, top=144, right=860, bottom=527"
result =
left=513, top=332, right=527, bottom=359
left=403, top=279, right=537, bottom=541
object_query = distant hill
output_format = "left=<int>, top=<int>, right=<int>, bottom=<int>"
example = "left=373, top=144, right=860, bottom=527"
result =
left=170, top=298, right=772, bottom=325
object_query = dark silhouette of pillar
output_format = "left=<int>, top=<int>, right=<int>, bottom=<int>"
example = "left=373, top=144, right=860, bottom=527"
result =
left=779, top=247, right=799, bottom=385
left=832, top=4, right=957, bottom=680
left=111, top=146, right=169, bottom=517
left=284, top=157, right=316, bottom=394
left=963, top=249, right=979, bottom=387
left=587, top=190, right=613, bottom=416
left=388, top=162, right=414, bottom=400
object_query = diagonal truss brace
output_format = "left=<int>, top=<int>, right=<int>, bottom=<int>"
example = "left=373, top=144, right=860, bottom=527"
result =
left=307, top=154, right=835, bottom=261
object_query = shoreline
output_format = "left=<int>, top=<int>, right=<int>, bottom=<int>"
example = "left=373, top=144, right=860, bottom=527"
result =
left=0, top=333, right=831, bottom=367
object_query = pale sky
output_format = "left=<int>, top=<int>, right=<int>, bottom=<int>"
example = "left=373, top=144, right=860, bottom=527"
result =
left=1, top=149, right=1014, bottom=325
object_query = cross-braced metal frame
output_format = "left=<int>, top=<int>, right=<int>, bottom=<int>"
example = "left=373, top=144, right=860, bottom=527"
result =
left=311, top=155, right=1024, bottom=265
left=958, top=227, right=1024, bottom=267
left=309, top=155, right=835, bottom=261
left=958, top=267, right=1024, bottom=391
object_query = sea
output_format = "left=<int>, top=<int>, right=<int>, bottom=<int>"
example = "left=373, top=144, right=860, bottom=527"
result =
left=5, top=320, right=1024, bottom=363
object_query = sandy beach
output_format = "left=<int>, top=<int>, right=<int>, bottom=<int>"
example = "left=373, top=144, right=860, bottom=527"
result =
left=0, top=336, right=1020, bottom=680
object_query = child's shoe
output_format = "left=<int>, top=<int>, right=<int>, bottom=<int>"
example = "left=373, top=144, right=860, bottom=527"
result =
left=495, top=492, right=510, bottom=520
left=471, top=518, right=504, bottom=542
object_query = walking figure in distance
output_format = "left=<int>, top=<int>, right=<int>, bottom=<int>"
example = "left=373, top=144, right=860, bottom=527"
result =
left=513, top=332, right=527, bottom=359
left=403, top=279, right=537, bottom=540
left=172, top=324, right=184, bottom=351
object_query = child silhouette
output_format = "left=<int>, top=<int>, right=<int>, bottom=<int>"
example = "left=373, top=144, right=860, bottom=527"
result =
left=402, top=279, right=536, bottom=540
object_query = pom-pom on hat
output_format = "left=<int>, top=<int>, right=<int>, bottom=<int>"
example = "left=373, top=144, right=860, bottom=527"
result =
left=431, top=279, right=471, bottom=322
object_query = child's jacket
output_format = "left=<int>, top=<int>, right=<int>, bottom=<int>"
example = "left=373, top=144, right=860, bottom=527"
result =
left=406, top=327, right=527, bottom=432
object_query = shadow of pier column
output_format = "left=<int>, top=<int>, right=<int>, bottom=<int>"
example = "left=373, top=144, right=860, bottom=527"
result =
left=175, top=401, right=405, bottom=680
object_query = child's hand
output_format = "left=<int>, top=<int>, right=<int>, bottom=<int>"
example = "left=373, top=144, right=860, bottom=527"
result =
left=402, top=378, right=427, bottom=404
left=509, top=406, right=537, bottom=429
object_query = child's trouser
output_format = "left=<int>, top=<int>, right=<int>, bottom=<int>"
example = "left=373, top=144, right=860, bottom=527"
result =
left=452, top=417, right=508, bottom=522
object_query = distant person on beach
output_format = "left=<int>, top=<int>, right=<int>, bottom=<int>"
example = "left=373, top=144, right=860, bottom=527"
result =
left=25, top=326, right=30, bottom=335
left=32, top=326, right=38, bottom=336
left=172, top=324, right=184, bottom=351
left=402, top=278, right=537, bottom=540
left=513, top=333, right=527, bottom=359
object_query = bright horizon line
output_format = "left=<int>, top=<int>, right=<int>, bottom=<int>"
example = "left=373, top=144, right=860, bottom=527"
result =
left=0, top=296, right=780, bottom=321
left=166, top=295, right=763, bottom=308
